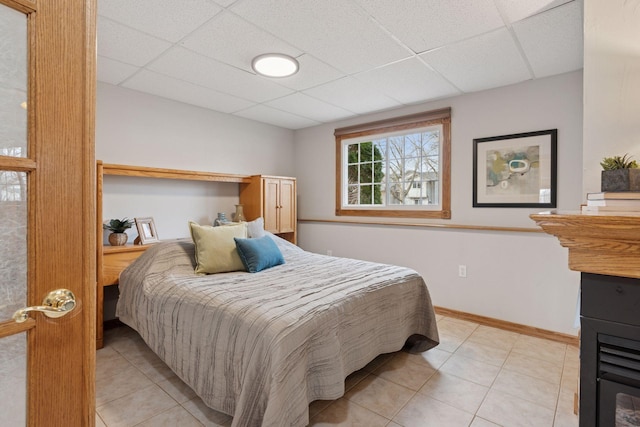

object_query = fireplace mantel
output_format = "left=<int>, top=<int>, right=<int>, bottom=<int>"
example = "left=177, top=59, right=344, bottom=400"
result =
left=530, top=211, right=640, bottom=279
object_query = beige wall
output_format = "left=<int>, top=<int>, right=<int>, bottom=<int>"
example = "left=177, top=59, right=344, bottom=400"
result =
left=583, top=0, right=640, bottom=194
left=294, top=72, right=583, bottom=335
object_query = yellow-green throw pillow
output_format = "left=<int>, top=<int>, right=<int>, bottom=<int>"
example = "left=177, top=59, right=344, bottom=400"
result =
left=189, top=221, right=248, bottom=274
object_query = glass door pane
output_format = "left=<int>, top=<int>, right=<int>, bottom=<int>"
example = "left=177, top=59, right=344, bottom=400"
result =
left=0, top=3, right=28, bottom=426
left=0, top=4, right=27, bottom=158
left=0, top=333, right=26, bottom=426
left=0, top=170, right=27, bottom=319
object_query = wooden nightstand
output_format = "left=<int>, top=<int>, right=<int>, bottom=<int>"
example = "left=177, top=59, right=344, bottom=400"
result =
left=96, top=244, right=153, bottom=348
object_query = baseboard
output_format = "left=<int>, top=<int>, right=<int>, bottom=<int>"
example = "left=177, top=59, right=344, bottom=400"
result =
left=434, top=306, right=579, bottom=347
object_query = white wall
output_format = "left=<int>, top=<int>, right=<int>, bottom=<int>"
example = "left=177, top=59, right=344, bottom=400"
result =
left=583, top=0, right=640, bottom=194
left=97, top=82, right=295, bottom=240
left=294, top=72, right=583, bottom=335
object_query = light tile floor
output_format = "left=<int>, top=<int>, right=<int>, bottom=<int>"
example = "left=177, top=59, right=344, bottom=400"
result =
left=96, top=315, right=580, bottom=427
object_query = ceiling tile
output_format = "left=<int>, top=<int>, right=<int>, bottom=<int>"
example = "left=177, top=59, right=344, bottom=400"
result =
left=98, top=0, right=222, bottom=43
left=493, top=0, right=573, bottom=24
left=420, top=28, right=531, bottom=93
left=354, top=0, right=505, bottom=53
left=513, top=1, right=583, bottom=78
left=147, top=47, right=294, bottom=103
left=98, top=17, right=172, bottom=67
left=264, top=54, right=346, bottom=92
left=212, top=0, right=239, bottom=6
left=303, top=76, right=401, bottom=114
left=231, top=0, right=412, bottom=74
left=97, top=56, right=140, bottom=85
left=234, top=105, right=320, bottom=129
left=354, top=57, right=460, bottom=104
left=180, top=12, right=301, bottom=72
left=122, top=70, right=255, bottom=113
left=266, top=93, right=356, bottom=122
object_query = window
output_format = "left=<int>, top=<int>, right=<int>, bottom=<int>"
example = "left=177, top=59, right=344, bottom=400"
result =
left=335, top=108, right=451, bottom=219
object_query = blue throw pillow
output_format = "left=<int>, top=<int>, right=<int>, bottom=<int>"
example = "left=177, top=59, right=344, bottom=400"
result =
left=234, top=235, right=285, bottom=273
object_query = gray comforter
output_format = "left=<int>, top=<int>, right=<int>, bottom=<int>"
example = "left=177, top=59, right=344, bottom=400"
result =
left=116, top=236, right=439, bottom=427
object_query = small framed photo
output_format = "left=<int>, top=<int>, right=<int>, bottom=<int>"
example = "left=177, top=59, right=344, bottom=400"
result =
left=473, top=129, right=557, bottom=208
left=135, top=217, right=160, bottom=244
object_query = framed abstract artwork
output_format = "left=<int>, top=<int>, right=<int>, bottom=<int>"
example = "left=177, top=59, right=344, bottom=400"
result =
left=473, top=129, right=557, bottom=208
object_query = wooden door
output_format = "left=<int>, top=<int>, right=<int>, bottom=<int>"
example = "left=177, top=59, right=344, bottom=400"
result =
left=278, top=178, right=296, bottom=233
left=263, top=178, right=280, bottom=233
left=0, top=0, right=96, bottom=426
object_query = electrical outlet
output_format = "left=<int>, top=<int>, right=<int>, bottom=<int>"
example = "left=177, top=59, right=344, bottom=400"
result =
left=326, top=250, right=333, bottom=256
left=458, top=265, right=467, bottom=278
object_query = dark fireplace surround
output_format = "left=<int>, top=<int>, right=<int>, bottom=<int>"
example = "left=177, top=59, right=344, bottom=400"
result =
left=581, top=273, right=640, bottom=427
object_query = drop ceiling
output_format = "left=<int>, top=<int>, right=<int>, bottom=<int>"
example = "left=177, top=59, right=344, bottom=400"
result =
left=97, top=0, right=583, bottom=130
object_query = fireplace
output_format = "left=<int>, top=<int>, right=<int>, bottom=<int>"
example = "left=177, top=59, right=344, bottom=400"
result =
left=581, top=273, right=640, bottom=427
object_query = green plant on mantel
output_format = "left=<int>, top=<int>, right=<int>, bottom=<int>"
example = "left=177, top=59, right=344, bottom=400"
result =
left=600, top=154, right=639, bottom=170
left=103, top=217, right=133, bottom=233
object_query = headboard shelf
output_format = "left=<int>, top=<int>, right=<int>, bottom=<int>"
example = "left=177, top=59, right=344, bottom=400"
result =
left=101, top=161, right=251, bottom=183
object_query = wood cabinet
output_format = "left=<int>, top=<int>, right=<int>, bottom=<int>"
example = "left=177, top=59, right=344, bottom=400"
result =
left=240, top=175, right=297, bottom=243
left=96, top=244, right=151, bottom=348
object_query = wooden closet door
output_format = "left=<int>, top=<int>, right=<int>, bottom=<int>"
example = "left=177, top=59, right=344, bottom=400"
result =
left=0, top=0, right=96, bottom=426
left=278, top=178, right=296, bottom=233
left=263, top=178, right=280, bottom=233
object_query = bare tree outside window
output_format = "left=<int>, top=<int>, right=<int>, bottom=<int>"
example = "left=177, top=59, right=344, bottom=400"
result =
left=335, top=108, right=451, bottom=219
left=383, top=130, right=440, bottom=205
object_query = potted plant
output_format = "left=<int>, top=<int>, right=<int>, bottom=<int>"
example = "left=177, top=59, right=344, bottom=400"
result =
left=103, top=217, right=133, bottom=246
left=600, top=154, right=640, bottom=192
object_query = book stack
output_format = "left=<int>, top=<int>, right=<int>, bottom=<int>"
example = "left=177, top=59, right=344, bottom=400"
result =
left=582, top=192, right=640, bottom=213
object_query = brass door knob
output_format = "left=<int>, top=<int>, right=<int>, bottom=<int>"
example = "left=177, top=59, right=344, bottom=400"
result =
left=13, top=289, right=76, bottom=323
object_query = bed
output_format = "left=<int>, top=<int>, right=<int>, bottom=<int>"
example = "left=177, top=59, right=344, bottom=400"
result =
left=116, top=233, right=439, bottom=427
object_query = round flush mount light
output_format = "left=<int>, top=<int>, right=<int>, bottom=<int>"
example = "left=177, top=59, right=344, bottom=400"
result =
left=251, top=53, right=299, bottom=78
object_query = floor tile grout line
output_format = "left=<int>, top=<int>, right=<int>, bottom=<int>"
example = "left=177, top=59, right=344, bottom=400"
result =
left=487, top=346, right=564, bottom=414
left=451, top=321, right=569, bottom=424
left=95, top=364, right=155, bottom=410
left=129, top=402, right=182, bottom=427
left=110, top=338, right=177, bottom=388
left=98, top=336, right=187, bottom=426
left=97, top=382, right=179, bottom=426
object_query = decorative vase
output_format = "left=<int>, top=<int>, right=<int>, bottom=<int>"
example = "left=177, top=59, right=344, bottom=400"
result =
left=214, top=212, right=228, bottom=226
left=234, top=204, right=246, bottom=222
left=601, top=169, right=640, bottom=192
left=108, top=232, right=128, bottom=246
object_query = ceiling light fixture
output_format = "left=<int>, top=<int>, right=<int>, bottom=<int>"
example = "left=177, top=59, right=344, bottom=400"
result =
left=251, top=53, right=299, bottom=78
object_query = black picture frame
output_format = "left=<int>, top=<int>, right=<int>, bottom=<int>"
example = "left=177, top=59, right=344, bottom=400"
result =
left=473, top=129, right=557, bottom=208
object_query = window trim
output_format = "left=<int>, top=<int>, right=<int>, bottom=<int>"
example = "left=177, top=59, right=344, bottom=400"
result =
left=335, top=108, right=451, bottom=219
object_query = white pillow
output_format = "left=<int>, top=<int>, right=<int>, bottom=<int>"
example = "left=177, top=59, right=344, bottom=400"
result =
left=246, top=217, right=266, bottom=239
